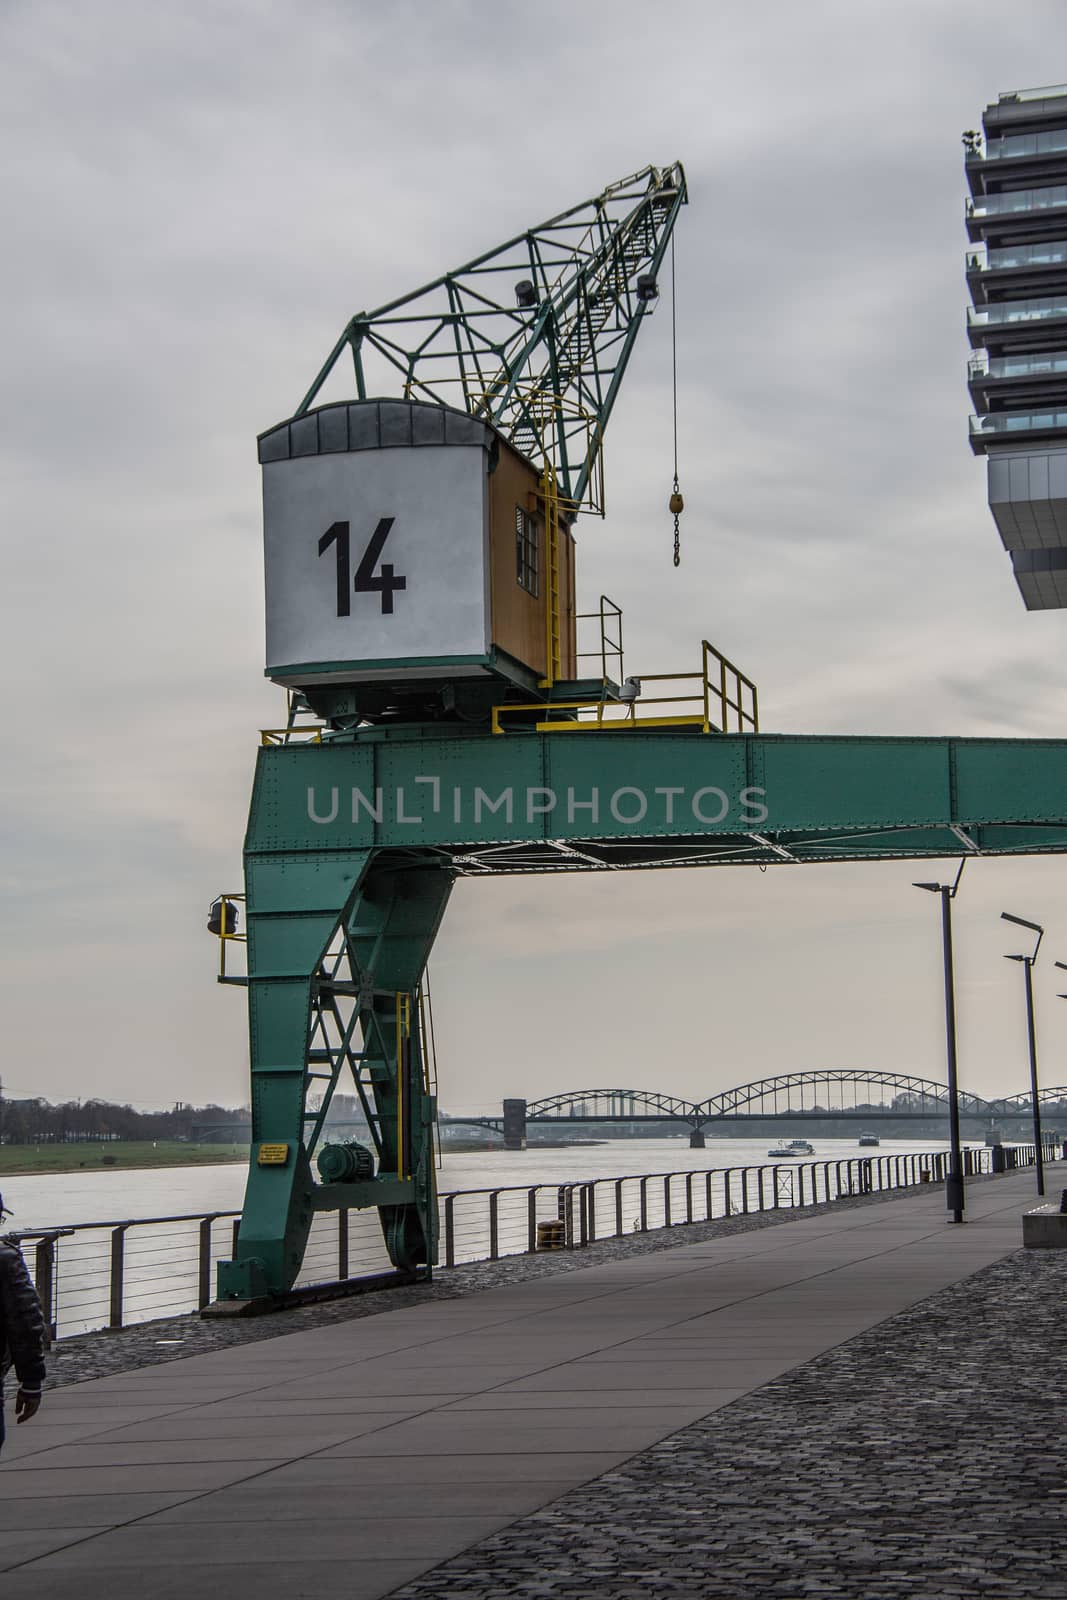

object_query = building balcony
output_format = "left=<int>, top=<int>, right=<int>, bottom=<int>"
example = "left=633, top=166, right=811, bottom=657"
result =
left=981, top=128, right=1067, bottom=163
left=968, top=348, right=1067, bottom=409
left=967, top=294, right=1067, bottom=348
left=966, top=128, right=1067, bottom=197
left=966, top=241, right=1067, bottom=303
left=966, top=184, right=1067, bottom=241
left=968, top=240, right=1067, bottom=271
left=970, top=349, right=1067, bottom=381
left=969, top=408, right=1067, bottom=452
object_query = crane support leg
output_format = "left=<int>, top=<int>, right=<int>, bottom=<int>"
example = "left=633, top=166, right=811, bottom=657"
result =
left=215, top=839, right=452, bottom=1303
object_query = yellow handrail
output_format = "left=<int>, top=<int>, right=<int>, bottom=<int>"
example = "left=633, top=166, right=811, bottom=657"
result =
left=396, top=992, right=412, bottom=1180
left=492, top=638, right=758, bottom=735
left=260, top=728, right=324, bottom=746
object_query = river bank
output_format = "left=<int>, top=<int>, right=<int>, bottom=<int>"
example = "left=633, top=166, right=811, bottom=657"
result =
left=0, top=1141, right=248, bottom=1177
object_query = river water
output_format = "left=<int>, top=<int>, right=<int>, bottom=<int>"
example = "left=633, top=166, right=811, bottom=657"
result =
left=7, top=1133, right=963, bottom=1231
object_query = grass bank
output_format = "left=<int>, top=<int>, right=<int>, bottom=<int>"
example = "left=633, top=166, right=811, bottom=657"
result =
left=0, top=1142, right=249, bottom=1176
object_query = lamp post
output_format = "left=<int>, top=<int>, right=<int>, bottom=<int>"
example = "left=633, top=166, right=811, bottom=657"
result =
left=1001, top=912, right=1045, bottom=1197
left=914, top=860, right=966, bottom=1223
left=1052, top=961, right=1067, bottom=1166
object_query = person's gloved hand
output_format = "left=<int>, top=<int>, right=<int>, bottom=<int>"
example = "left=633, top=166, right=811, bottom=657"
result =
left=15, top=1389, right=41, bottom=1424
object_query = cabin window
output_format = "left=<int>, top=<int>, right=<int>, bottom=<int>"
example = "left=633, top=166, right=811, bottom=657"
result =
left=515, top=506, right=540, bottom=597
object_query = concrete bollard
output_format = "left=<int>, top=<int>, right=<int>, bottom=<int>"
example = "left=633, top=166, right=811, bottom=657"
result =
left=1022, top=1200, right=1067, bottom=1247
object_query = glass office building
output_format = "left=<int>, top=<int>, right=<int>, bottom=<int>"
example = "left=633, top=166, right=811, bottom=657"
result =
left=967, top=85, right=1067, bottom=607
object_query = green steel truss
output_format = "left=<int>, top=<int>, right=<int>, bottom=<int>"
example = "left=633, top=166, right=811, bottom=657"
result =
left=216, top=851, right=450, bottom=1300
left=217, top=727, right=1067, bottom=1301
left=294, top=164, right=687, bottom=511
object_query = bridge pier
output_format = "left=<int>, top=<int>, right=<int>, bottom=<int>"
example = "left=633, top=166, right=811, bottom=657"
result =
left=502, top=1098, right=527, bottom=1151
left=689, top=1127, right=706, bottom=1149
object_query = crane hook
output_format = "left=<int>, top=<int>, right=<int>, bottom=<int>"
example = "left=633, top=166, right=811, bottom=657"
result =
left=669, top=478, right=683, bottom=567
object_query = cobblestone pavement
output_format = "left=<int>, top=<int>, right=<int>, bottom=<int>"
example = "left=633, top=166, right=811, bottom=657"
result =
left=44, top=1179, right=954, bottom=1389
left=383, top=1247, right=1067, bottom=1600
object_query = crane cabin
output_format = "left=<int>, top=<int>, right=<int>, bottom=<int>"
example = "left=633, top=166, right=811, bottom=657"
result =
left=259, top=398, right=577, bottom=726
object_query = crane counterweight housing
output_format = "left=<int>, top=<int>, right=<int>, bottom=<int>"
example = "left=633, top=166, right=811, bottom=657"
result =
left=259, top=397, right=577, bottom=719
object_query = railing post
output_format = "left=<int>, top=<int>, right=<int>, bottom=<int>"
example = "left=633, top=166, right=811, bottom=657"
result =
left=198, top=1215, right=218, bottom=1310
left=444, top=1193, right=456, bottom=1268
left=722, top=1169, right=730, bottom=1218
left=34, top=1237, right=57, bottom=1339
left=757, top=1167, right=767, bottom=1211
left=528, top=1187, right=538, bottom=1252
left=489, top=1191, right=500, bottom=1260
left=231, top=1218, right=241, bottom=1256
left=109, top=1225, right=129, bottom=1330
left=741, top=1167, right=750, bottom=1214
left=663, top=1175, right=672, bottom=1227
left=557, top=1185, right=574, bottom=1246
left=685, top=1171, right=694, bottom=1224
left=639, top=1176, right=649, bottom=1232
left=338, top=1209, right=349, bottom=1280
left=614, top=1179, right=624, bottom=1238
left=587, top=1183, right=597, bottom=1243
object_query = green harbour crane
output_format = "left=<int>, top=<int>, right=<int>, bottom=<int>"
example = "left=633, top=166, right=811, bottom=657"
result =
left=210, top=163, right=1067, bottom=1309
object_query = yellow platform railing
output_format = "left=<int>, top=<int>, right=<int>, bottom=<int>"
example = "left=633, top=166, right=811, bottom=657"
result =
left=260, top=727, right=324, bottom=747
left=491, top=640, right=758, bottom=736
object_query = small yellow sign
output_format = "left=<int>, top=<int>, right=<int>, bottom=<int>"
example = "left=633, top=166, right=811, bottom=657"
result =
left=257, top=1142, right=290, bottom=1167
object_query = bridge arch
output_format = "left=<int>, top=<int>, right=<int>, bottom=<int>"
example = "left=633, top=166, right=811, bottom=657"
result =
left=526, top=1089, right=701, bottom=1123
left=985, top=1086, right=1067, bottom=1116
left=698, top=1070, right=993, bottom=1120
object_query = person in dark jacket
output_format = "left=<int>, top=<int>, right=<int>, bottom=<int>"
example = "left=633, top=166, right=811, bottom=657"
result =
left=0, top=1194, right=47, bottom=1450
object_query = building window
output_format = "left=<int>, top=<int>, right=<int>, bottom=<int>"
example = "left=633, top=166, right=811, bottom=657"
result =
left=516, top=506, right=540, bottom=596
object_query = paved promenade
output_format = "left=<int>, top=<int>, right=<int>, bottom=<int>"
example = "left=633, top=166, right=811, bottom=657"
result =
left=0, top=1169, right=1058, bottom=1598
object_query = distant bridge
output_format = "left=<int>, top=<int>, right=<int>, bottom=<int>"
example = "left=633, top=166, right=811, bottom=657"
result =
left=443, top=1071, right=1067, bottom=1147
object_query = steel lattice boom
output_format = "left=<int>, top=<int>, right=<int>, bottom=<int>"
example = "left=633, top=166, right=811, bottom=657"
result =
left=295, top=164, right=687, bottom=512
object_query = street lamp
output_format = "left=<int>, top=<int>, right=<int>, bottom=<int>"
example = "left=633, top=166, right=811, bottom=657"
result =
left=1001, top=911, right=1045, bottom=1196
left=1052, top=961, right=1067, bottom=1164
left=913, top=859, right=966, bottom=1223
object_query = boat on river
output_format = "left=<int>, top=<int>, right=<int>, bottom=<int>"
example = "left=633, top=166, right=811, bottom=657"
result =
left=767, top=1138, right=816, bottom=1158
left=858, top=1132, right=880, bottom=1147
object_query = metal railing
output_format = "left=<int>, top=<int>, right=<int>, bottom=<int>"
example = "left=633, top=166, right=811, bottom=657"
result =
left=491, top=639, right=758, bottom=735
left=12, top=1143, right=1056, bottom=1340
left=576, top=595, right=625, bottom=684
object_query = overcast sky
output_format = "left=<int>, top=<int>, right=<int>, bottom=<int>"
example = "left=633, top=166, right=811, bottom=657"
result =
left=5, top=0, right=1067, bottom=1118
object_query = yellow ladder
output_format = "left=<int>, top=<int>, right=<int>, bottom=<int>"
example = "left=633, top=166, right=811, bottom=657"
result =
left=418, top=977, right=442, bottom=1172
left=540, top=466, right=562, bottom=687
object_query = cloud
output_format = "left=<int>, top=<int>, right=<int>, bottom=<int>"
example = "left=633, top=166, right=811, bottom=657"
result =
left=5, top=0, right=1067, bottom=1112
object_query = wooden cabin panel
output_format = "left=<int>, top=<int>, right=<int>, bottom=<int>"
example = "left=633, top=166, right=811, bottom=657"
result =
left=487, top=440, right=578, bottom=681
left=488, top=444, right=545, bottom=677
